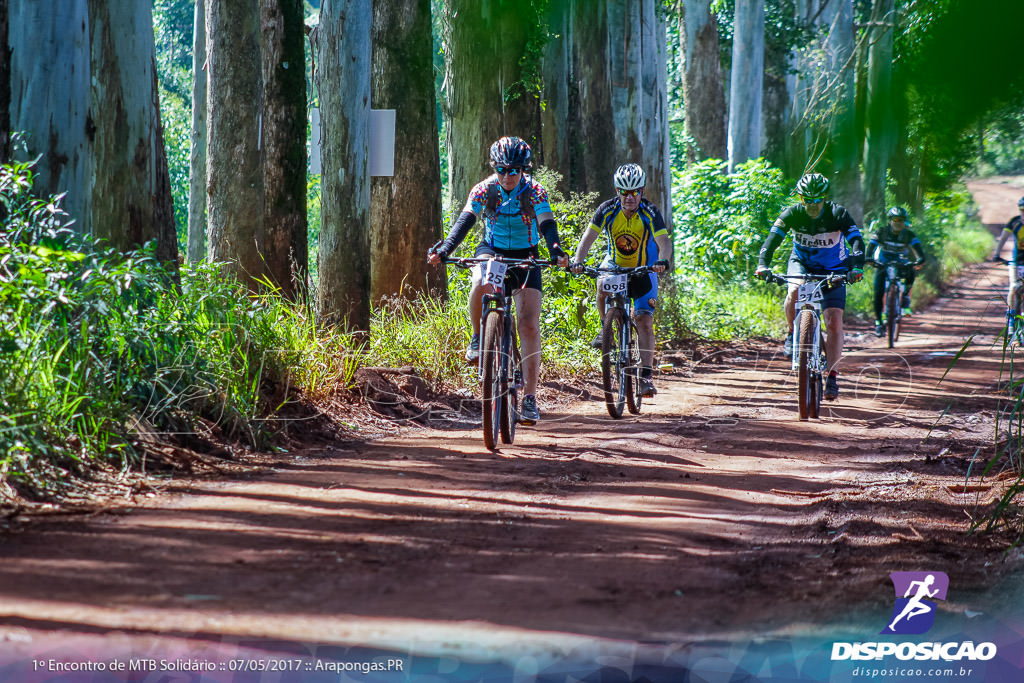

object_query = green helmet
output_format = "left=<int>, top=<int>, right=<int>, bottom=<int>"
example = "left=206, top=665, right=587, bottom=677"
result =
left=795, top=172, right=829, bottom=199
left=887, top=206, right=909, bottom=220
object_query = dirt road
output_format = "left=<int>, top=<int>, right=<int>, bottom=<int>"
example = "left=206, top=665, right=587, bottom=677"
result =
left=2, top=181, right=1024, bottom=679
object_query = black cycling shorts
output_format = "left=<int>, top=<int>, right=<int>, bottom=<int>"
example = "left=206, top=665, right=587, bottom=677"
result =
left=474, top=243, right=543, bottom=293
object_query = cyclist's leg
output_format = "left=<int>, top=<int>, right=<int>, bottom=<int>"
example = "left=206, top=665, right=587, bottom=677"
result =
left=873, top=267, right=886, bottom=320
left=784, top=258, right=806, bottom=331
left=823, top=307, right=844, bottom=373
left=513, top=278, right=543, bottom=397
left=633, top=273, right=658, bottom=368
left=1008, top=259, right=1016, bottom=308
left=470, top=244, right=500, bottom=335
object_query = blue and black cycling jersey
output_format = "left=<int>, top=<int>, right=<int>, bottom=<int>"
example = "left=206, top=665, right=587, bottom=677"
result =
left=758, top=201, right=865, bottom=273
left=867, top=223, right=925, bottom=264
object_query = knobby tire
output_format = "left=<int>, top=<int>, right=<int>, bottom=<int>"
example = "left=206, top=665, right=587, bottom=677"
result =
left=500, top=325, right=520, bottom=443
left=602, top=308, right=626, bottom=419
left=886, top=282, right=900, bottom=348
left=625, top=319, right=643, bottom=414
left=481, top=312, right=503, bottom=450
left=797, top=309, right=816, bottom=421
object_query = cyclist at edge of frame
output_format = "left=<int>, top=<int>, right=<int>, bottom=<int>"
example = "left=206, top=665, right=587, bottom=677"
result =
left=865, top=206, right=926, bottom=338
left=427, top=135, right=569, bottom=426
left=989, top=196, right=1024, bottom=337
left=754, top=172, right=866, bottom=402
left=570, top=163, right=672, bottom=399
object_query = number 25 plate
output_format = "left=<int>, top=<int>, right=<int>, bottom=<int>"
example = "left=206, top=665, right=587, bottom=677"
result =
left=479, top=260, right=508, bottom=287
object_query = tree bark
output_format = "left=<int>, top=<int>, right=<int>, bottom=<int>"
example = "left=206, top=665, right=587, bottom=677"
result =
left=370, top=0, right=446, bottom=303
left=823, top=0, right=861, bottom=221
left=570, top=0, right=615, bottom=194
left=316, top=0, right=371, bottom=329
left=88, top=0, right=178, bottom=268
left=0, top=0, right=10, bottom=163
left=9, top=2, right=92, bottom=233
left=188, top=0, right=208, bottom=262
left=260, top=0, right=308, bottom=299
left=444, top=0, right=543, bottom=207
left=206, top=0, right=267, bottom=290
left=638, top=0, right=671, bottom=227
left=863, top=0, right=896, bottom=225
left=541, top=0, right=571, bottom=192
left=679, top=0, right=726, bottom=161
left=727, top=0, right=764, bottom=172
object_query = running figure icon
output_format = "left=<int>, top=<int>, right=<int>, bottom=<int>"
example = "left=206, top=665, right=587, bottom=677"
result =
left=882, top=571, right=949, bottom=635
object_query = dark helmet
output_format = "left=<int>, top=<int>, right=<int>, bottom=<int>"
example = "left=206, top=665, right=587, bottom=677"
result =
left=887, top=206, right=909, bottom=220
left=489, top=136, right=532, bottom=170
left=1018, top=196, right=1024, bottom=208
left=795, top=172, right=830, bottom=198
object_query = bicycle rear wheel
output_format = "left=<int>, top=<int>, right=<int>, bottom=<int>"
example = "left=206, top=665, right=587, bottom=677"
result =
left=481, top=311, right=502, bottom=450
left=601, top=308, right=626, bottom=419
left=625, top=319, right=642, bottom=414
left=886, top=283, right=900, bottom=348
left=797, top=309, right=815, bottom=421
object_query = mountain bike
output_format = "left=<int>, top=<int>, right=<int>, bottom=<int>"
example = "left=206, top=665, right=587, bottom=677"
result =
left=575, top=264, right=657, bottom=418
left=870, top=254, right=913, bottom=348
left=441, top=255, right=552, bottom=450
left=767, top=271, right=849, bottom=421
left=998, top=257, right=1024, bottom=346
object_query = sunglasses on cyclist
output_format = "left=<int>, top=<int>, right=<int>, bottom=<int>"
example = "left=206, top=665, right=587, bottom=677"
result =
left=801, top=196, right=824, bottom=205
left=618, top=189, right=642, bottom=198
left=494, top=166, right=521, bottom=176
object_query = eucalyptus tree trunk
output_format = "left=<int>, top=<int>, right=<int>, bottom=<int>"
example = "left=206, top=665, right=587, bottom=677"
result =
left=637, top=0, right=671, bottom=224
left=761, top=33, right=789, bottom=171
left=570, top=0, right=615, bottom=194
left=541, top=1, right=571, bottom=192
left=188, top=0, right=208, bottom=262
left=727, top=0, right=764, bottom=172
left=443, top=0, right=543, bottom=206
left=0, top=1, right=10, bottom=163
left=89, top=0, right=178, bottom=267
left=679, top=0, right=726, bottom=161
left=786, top=0, right=812, bottom=177
left=260, top=0, right=308, bottom=299
left=863, top=0, right=896, bottom=225
left=9, top=2, right=92, bottom=233
left=370, top=0, right=446, bottom=302
left=823, top=0, right=861, bottom=221
left=206, top=0, right=267, bottom=289
left=317, top=0, right=371, bottom=329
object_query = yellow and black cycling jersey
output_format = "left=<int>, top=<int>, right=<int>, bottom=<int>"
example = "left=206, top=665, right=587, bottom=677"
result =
left=1003, top=215, right=1024, bottom=262
left=588, top=197, right=669, bottom=268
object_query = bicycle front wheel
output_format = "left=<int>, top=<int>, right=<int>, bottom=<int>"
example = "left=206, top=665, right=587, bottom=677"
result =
left=797, top=309, right=815, bottom=421
left=625, top=318, right=642, bottom=415
left=481, top=311, right=503, bottom=450
left=499, top=332, right=518, bottom=444
left=601, top=308, right=626, bottom=419
left=886, top=283, right=900, bottom=348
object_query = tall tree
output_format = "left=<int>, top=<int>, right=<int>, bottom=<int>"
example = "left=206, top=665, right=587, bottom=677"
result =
left=822, top=0, right=860, bottom=220
left=188, top=0, right=208, bottom=262
left=443, top=0, right=544, bottom=205
left=317, top=0, right=371, bottom=329
left=9, top=2, right=92, bottom=232
left=570, top=0, right=615, bottom=194
left=88, top=0, right=179, bottom=266
left=863, top=0, right=896, bottom=223
left=541, top=0, right=572, bottom=192
left=727, top=0, right=764, bottom=172
left=0, top=0, right=10, bottom=163
left=260, top=0, right=308, bottom=299
left=370, top=0, right=446, bottom=302
left=637, top=0, right=671, bottom=224
left=679, top=0, right=726, bottom=161
left=206, top=0, right=266, bottom=287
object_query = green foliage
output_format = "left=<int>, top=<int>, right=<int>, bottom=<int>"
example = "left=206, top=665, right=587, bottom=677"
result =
left=672, top=158, right=789, bottom=281
left=0, top=161, right=356, bottom=497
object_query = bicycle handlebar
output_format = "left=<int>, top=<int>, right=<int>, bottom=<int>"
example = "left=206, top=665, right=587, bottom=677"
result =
left=763, top=271, right=850, bottom=287
left=439, top=255, right=559, bottom=269
left=570, top=264, right=659, bottom=278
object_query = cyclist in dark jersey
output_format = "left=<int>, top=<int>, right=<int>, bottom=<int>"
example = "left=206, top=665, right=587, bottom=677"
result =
left=428, top=136, right=568, bottom=425
left=865, top=206, right=925, bottom=337
left=755, top=172, right=865, bottom=401
left=990, top=196, right=1024, bottom=336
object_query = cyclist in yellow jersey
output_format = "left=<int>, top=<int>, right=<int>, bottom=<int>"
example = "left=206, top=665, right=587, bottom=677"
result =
left=571, top=164, right=671, bottom=397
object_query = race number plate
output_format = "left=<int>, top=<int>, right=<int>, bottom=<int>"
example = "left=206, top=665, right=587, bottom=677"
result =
left=796, top=282, right=823, bottom=305
left=599, top=274, right=628, bottom=294
left=477, top=259, right=508, bottom=288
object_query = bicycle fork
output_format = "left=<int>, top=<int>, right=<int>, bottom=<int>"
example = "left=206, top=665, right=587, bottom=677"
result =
left=791, top=307, right=825, bottom=374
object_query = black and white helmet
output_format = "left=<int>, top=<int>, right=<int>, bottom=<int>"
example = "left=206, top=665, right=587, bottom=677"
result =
left=613, top=163, right=646, bottom=191
left=887, top=206, right=909, bottom=220
left=489, top=136, right=532, bottom=170
left=795, top=172, right=830, bottom=199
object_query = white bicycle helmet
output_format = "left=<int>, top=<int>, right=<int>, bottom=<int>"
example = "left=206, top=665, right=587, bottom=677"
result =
left=613, top=163, right=646, bottom=191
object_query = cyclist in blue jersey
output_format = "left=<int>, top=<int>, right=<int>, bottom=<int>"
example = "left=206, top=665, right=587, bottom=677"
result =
left=755, top=173, right=866, bottom=401
left=990, top=196, right=1024, bottom=336
left=865, top=206, right=926, bottom=337
left=428, top=136, right=568, bottom=425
